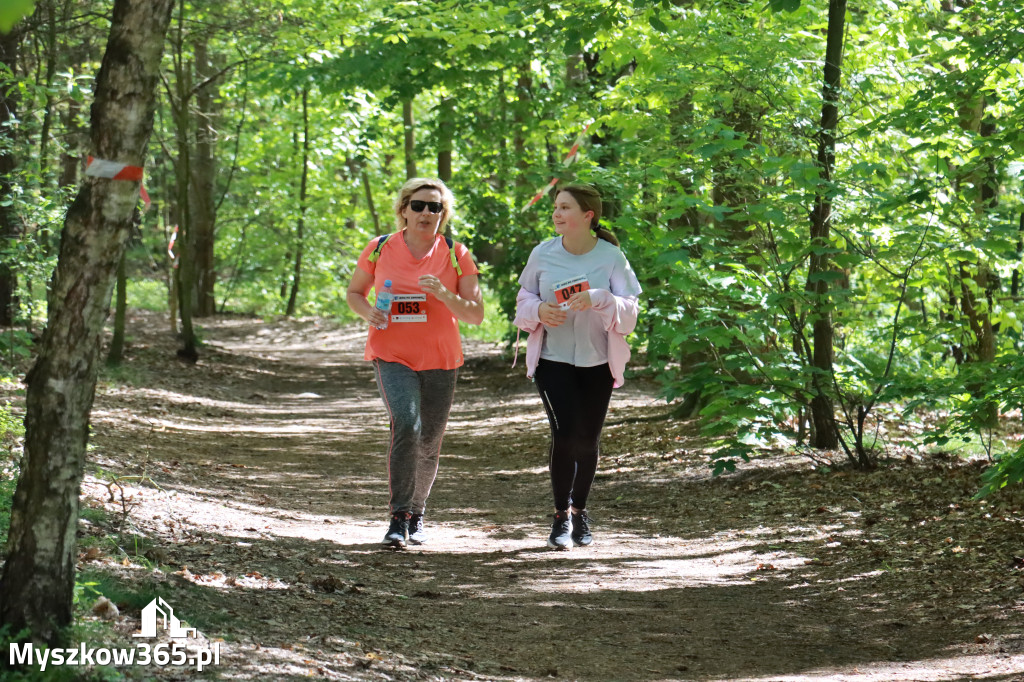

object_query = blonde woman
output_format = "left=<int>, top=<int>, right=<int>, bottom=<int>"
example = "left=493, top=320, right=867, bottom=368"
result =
left=347, top=178, right=483, bottom=547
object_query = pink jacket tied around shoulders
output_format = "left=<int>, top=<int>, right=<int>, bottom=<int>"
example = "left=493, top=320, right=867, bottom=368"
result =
left=513, top=287, right=640, bottom=388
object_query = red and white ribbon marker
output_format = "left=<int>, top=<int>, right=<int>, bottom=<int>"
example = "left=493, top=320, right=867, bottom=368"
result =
left=85, top=155, right=151, bottom=212
left=167, top=225, right=179, bottom=268
left=85, top=156, right=143, bottom=181
left=522, top=177, right=559, bottom=213
left=560, top=123, right=592, bottom=167
left=520, top=122, right=593, bottom=213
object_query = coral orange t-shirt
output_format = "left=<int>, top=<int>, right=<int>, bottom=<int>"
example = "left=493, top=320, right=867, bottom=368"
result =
left=356, top=232, right=479, bottom=371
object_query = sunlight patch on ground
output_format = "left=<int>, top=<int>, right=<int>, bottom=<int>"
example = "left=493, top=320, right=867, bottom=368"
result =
left=215, top=641, right=403, bottom=681
left=707, top=648, right=1024, bottom=681
left=125, top=415, right=385, bottom=436
left=520, top=549, right=808, bottom=592
left=96, top=385, right=381, bottom=422
left=508, top=534, right=816, bottom=593
left=84, top=475, right=849, bottom=597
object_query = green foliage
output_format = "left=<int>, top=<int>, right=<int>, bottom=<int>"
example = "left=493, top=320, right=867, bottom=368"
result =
left=980, top=445, right=1024, bottom=498
left=125, top=277, right=169, bottom=314
left=77, top=568, right=160, bottom=614
left=0, top=0, right=34, bottom=33
left=769, top=0, right=802, bottom=12
left=0, top=328, right=34, bottom=376
left=0, top=400, right=23, bottom=545
left=4, top=0, right=1024, bottom=495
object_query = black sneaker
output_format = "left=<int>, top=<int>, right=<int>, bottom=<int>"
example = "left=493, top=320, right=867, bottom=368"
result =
left=571, top=510, right=593, bottom=547
left=547, top=510, right=572, bottom=550
left=408, top=514, right=426, bottom=545
left=383, top=513, right=409, bottom=548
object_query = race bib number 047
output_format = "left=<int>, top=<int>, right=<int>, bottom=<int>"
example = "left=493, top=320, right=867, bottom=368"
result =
left=391, top=294, right=427, bottom=322
left=552, top=275, right=590, bottom=307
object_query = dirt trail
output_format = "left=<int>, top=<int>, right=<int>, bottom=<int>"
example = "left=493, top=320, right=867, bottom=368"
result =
left=74, top=313, right=1024, bottom=681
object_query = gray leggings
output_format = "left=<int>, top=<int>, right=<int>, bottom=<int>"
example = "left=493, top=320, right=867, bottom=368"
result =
left=373, top=360, right=458, bottom=515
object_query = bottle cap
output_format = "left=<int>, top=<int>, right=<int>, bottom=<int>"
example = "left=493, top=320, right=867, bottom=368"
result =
left=384, top=279, right=392, bottom=287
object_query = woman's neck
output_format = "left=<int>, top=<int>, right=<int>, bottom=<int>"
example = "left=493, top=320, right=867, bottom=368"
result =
left=403, top=228, right=436, bottom=257
left=561, top=230, right=598, bottom=256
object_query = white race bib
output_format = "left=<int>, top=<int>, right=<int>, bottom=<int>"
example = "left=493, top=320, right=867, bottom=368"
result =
left=390, top=294, right=427, bottom=322
left=552, top=275, right=591, bottom=309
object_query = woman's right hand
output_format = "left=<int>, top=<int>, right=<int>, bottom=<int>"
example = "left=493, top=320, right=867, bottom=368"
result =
left=538, top=301, right=568, bottom=327
left=366, top=306, right=388, bottom=328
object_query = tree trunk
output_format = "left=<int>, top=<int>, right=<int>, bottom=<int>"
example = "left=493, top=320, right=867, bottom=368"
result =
left=362, top=169, right=380, bottom=234
left=106, top=250, right=127, bottom=366
left=403, top=97, right=417, bottom=179
left=37, top=0, right=60, bottom=185
left=437, top=97, right=454, bottom=185
left=958, top=98, right=999, bottom=427
left=163, top=174, right=178, bottom=334
left=191, top=37, right=217, bottom=317
left=668, top=96, right=708, bottom=416
left=58, top=98, right=83, bottom=189
left=0, top=27, right=22, bottom=327
left=0, top=0, right=173, bottom=645
left=1012, top=212, right=1023, bottom=299
left=171, top=10, right=198, bottom=362
left=805, top=0, right=846, bottom=451
left=285, top=86, right=309, bottom=317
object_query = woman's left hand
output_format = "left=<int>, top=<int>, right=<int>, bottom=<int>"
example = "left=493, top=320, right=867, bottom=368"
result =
left=419, top=274, right=451, bottom=302
left=566, top=290, right=593, bottom=311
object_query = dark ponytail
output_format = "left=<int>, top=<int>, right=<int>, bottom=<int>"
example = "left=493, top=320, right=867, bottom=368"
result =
left=558, top=183, right=619, bottom=246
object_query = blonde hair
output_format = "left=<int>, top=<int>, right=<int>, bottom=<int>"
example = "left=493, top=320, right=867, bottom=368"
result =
left=557, top=183, right=619, bottom=246
left=393, top=177, right=455, bottom=233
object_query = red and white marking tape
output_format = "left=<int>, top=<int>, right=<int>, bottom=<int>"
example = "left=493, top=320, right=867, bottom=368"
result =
left=520, top=122, right=593, bottom=213
left=85, top=156, right=151, bottom=212
left=85, top=156, right=144, bottom=181
left=521, top=177, right=559, bottom=213
left=560, top=123, right=592, bottom=168
left=167, top=225, right=179, bottom=268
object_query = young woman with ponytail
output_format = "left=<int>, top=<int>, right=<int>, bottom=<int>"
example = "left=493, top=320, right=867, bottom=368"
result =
left=513, top=183, right=642, bottom=549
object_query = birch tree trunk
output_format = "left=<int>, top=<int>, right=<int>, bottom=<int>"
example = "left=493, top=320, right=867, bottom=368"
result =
left=0, top=0, right=173, bottom=645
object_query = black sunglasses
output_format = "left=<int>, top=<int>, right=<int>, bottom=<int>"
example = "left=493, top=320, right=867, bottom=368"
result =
left=409, top=199, right=444, bottom=214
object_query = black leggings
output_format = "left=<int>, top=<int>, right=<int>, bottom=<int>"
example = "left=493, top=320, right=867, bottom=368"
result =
left=534, top=359, right=614, bottom=512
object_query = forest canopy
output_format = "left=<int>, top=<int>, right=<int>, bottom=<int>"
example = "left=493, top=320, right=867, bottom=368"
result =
left=1, top=0, right=1023, bottom=490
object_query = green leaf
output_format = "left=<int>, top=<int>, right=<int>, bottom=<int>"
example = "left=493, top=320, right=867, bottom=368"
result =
left=0, top=0, right=33, bottom=32
left=649, top=14, right=669, bottom=33
left=768, top=0, right=801, bottom=12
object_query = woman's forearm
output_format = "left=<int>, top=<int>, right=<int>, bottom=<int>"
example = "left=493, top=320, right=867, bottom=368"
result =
left=437, top=288, right=484, bottom=325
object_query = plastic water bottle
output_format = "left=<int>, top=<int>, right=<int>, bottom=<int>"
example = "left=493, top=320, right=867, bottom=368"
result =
left=374, top=279, right=393, bottom=329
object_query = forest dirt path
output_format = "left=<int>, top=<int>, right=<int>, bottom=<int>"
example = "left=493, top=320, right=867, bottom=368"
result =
left=75, top=313, right=1024, bottom=681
